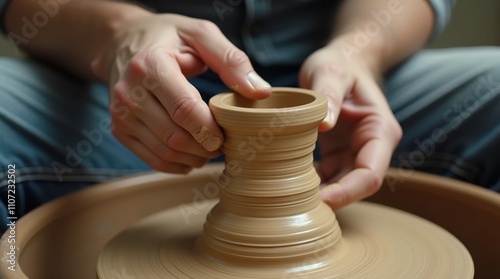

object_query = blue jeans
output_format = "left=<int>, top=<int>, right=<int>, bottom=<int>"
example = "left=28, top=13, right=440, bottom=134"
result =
left=1, top=47, right=500, bottom=232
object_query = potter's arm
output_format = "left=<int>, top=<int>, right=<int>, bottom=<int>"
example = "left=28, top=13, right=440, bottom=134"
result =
left=330, top=0, right=454, bottom=75
left=1, top=0, right=150, bottom=81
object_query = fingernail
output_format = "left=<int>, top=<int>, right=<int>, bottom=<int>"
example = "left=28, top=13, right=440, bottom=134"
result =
left=247, top=71, right=271, bottom=90
left=194, top=126, right=223, bottom=152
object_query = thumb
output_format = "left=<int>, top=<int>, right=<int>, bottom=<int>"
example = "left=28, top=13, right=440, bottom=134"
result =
left=299, top=63, right=353, bottom=131
left=179, top=20, right=271, bottom=99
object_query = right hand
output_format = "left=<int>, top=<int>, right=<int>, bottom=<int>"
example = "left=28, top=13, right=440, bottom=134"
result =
left=299, top=41, right=402, bottom=210
left=92, top=13, right=271, bottom=173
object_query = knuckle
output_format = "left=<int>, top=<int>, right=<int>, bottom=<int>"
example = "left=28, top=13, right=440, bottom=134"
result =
left=366, top=170, right=384, bottom=195
left=325, top=89, right=343, bottom=107
left=111, top=82, right=141, bottom=111
left=149, top=140, right=178, bottom=163
left=335, top=190, right=349, bottom=209
left=194, top=158, right=209, bottom=168
left=109, top=105, right=127, bottom=125
left=393, top=121, right=403, bottom=143
left=321, top=63, right=348, bottom=79
left=325, top=187, right=349, bottom=210
left=129, top=49, right=170, bottom=83
left=148, top=155, right=174, bottom=172
left=160, top=147, right=180, bottom=162
left=149, top=159, right=169, bottom=172
left=128, top=54, right=149, bottom=79
left=192, top=19, right=219, bottom=34
left=224, top=47, right=248, bottom=69
left=165, top=129, right=190, bottom=150
left=387, top=117, right=403, bottom=144
left=170, top=95, right=198, bottom=126
left=126, top=84, right=149, bottom=107
left=144, top=48, right=171, bottom=80
left=111, top=82, right=128, bottom=102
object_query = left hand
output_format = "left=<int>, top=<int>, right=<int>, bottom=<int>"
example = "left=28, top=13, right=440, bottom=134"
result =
left=299, top=42, right=402, bottom=210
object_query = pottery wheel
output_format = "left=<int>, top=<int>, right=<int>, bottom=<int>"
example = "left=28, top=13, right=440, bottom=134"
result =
left=97, top=89, right=473, bottom=278
left=97, top=199, right=472, bottom=278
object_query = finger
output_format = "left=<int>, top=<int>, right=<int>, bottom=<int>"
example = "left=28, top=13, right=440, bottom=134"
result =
left=318, top=138, right=392, bottom=210
left=318, top=168, right=382, bottom=210
left=129, top=120, right=211, bottom=168
left=111, top=127, right=193, bottom=174
left=315, top=148, right=353, bottom=183
left=113, top=112, right=208, bottom=170
left=178, top=19, right=271, bottom=99
left=303, top=64, right=353, bottom=131
left=128, top=49, right=224, bottom=153
left=111, top=80, right=214, bottom=168
left=137, top=95, right=221, bottom=158
left=121, top=73, right=222, bottom=158
left=176, top=44, right=208, bottom=77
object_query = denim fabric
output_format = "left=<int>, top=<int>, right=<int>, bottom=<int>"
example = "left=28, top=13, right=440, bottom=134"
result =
left=0, top=58, right=151, bottom=232
left=385, top=47, right=500, bottom=192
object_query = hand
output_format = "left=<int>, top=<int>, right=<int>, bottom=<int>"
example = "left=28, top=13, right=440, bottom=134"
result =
left=92, top=13, right=271, bottom=173
left=299, top=41, right=402, bottom=210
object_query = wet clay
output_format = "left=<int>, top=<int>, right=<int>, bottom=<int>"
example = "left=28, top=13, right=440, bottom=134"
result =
left=96, top=88, right=473, bottom=278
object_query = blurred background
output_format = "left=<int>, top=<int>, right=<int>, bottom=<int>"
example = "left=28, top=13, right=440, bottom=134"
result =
left=0, top=1, right=499, bottom=57
left=427, top=0, right=499, bottom=48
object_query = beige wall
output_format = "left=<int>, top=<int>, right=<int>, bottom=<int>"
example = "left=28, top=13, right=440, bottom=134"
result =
left=430, top=0, right=500, bottom=48
left=0, top=32, right=20, bottom=58
left=0, top=1, right=498, bottom=57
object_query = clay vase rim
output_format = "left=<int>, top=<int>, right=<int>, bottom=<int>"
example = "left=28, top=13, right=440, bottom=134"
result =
left=209, top=87, right=327, bottom=127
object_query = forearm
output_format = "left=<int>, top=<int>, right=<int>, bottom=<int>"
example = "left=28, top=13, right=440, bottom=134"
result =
left=330, top=0, right=434, bottom=74
left=4, top=0, right=151, bottom=80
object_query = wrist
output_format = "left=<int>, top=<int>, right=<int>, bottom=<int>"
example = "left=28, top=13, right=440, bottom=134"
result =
left=4, top=0, right=152, bottom=80
left=88, top=2, right=153, bottom=81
